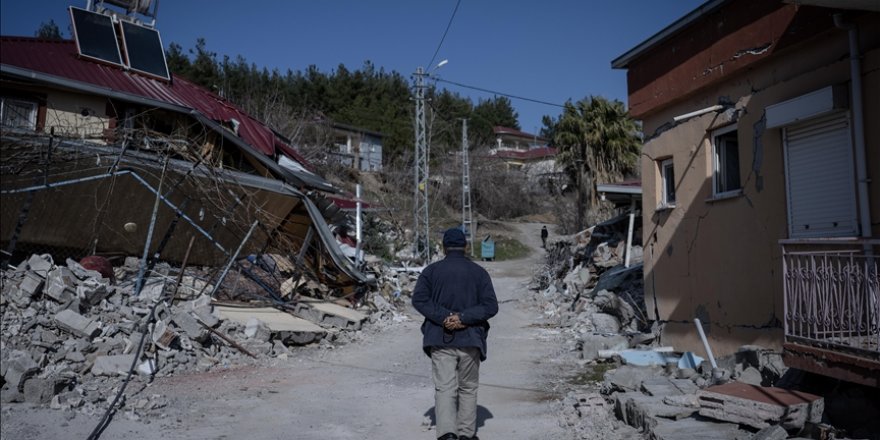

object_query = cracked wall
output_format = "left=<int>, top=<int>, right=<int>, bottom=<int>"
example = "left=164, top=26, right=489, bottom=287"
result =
left=639, top=13, right=880, bottom=357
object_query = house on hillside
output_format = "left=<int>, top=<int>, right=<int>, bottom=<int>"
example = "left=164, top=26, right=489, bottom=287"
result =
left=612, top=0, right=879, bottom=385
left=489, top=126, right=562, bottom=189
left=0, top=7, right=369, bottom=294
left=326, top=122, right=383, bottom=172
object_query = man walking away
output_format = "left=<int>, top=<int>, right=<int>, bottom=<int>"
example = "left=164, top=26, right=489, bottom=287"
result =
left=541, top=225, right=548, bottom=249
left=412, top=228, right=499, bottom=440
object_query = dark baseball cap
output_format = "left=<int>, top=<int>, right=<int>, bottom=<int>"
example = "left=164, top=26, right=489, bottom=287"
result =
left=442, top=228, right=467, bottom=248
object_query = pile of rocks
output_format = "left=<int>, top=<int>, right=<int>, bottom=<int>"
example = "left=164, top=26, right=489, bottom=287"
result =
left=0, top=253, right=391, bottom=419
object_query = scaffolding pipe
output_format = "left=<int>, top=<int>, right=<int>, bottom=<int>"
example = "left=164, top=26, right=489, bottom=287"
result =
left=210, top=220, right=259, bottom=298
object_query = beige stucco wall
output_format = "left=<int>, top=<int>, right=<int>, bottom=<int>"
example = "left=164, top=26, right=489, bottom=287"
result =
left=43, top=91, right=109, bottom=142
left=641, top=25, right=880, bottom=356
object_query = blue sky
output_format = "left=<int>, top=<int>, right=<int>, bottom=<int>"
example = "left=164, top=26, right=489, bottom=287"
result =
left=1, top=1, right=705, bottom=133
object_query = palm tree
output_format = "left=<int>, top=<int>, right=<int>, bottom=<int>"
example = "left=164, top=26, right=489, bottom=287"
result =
left=554, top=96, right=641, bottom=230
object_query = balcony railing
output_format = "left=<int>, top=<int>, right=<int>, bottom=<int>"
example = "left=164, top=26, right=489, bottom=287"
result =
left=781, top=239, right=880, bottom=361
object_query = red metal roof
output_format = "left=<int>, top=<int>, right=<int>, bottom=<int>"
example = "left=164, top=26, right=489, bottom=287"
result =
left=0, top=36, right=310, bottom=168
left=493, top=146, right=557, bottom=160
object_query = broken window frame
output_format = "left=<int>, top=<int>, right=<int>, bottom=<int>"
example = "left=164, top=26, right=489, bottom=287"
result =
left=711, top=124, right=742, bottom=197
left=659, top=157, right=676, bottom=208
left=0, top=97, right=38, bottom=130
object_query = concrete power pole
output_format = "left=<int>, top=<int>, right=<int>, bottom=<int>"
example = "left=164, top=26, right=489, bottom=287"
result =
left=461, top=118, right=475, bottom=256
left=413, top=67, right=430, bottom=261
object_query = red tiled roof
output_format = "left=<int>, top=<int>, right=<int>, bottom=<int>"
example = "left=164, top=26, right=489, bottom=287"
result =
left=493, top=125, right=547, bottom=142
left=493, top=146, right=557, bottom=160
left=0, top=36, right=310, bottom=168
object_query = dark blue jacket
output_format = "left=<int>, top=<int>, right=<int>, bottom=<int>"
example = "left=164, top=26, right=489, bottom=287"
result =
left=412, top=250, right=498, bottom=361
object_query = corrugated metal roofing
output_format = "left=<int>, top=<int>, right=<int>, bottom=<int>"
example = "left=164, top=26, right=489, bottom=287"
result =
left=0, top=36, right=310, bottom=167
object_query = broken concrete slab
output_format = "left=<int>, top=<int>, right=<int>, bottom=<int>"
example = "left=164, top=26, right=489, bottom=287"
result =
left=14, top=272, right=45, bottom=306
left=171, top=311, right=205, bottom=340
left=91, top=354, right=136, bottom=376
left=54, top=309, right=101, bottom=339
left=615, top=392, right=699, bottom=431
left=216, top=306, right=326, bottom=346
left=45, top=267, right=77, bottom=303
left=605, top=364, right=664, bottom=392
left=650, top=417, right=751, bottom=440
left=3, top=350, right=40, bottom=391
left=698, top=383, right=824, bottom=430
left=27, top=254, right=54, bottom=277
left=641, top=377, right=699, bottom=396
left=23, top=377, right=68, bottom=404
left=737, top=366, right=763, bottom=386
left=77, top=279, right=110, bottom=306
left=295, top=297, right=368, bottom=330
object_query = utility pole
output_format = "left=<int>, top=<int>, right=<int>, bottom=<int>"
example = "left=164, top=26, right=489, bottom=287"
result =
left=461, top=118, right=474, bottom=256
left=413, top=67, right=430, bottom=261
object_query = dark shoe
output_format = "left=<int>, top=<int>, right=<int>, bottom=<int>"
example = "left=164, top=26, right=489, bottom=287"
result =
left=438, top=434, right=458, bottom=440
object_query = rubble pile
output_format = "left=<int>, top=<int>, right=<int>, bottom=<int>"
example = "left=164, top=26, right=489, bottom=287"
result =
left=531, top=218, right=847, bottom=439
left=553, top=343, right=815, bottom=439
left=0, top=253, right=390, bottom=419
left=531, top=213, right=648, bottom=352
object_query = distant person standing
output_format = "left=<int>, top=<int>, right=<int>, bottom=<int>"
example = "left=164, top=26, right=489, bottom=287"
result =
left=412, top=228, right=499, bottom=440
left=541, top=225, right=548, bottom=249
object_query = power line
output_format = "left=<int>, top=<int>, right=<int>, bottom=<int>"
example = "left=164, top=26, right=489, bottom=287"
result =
left=436, top=78, right=567, bottom=109
left=427, top=0, right=462, bottom=69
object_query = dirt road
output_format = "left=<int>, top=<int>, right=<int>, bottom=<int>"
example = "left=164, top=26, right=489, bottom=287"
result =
left=1, top=222, right=571, bottom=440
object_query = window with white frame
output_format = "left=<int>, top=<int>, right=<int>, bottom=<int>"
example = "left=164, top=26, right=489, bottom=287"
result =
left=0, top=97, right=38, bottom=130
left=660, top=158, right=676, bottom=207
left=712, top=125, right=741, bottom=196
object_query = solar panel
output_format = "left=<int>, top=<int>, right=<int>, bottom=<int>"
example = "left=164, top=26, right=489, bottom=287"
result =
left=69, top=7, right=123, bottom=66
left=120, top=20, right=170, bottom=80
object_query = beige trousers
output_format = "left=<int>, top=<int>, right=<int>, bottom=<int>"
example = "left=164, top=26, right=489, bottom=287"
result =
left=431, top=347, right=481, bottom=438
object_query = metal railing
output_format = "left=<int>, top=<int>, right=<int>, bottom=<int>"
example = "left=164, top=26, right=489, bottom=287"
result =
left=781, top=238, right=880, bottom=360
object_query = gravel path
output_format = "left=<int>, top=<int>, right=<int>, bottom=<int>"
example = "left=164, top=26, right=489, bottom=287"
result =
left=1, top=222, right=571, bottom=440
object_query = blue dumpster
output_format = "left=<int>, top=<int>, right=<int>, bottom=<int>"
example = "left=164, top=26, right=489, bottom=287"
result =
left=481, top=236, right=495, bottom=261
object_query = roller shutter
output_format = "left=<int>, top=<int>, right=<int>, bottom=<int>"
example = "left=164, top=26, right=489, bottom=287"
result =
left=784, top=112, right=858, bottom=238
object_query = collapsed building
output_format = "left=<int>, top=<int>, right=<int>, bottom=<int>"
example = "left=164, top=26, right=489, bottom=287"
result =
left=0, top=12, right=369, bottom=293
left=0, top=2, right=383, bottom=423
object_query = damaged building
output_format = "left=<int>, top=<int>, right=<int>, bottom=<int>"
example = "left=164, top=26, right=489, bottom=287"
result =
left=612, top=0, right=879, bottom=385
left=0, top=5, right=370, bottom=296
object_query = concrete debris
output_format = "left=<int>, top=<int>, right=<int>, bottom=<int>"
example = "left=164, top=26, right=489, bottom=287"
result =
left=697, top=383, right=823, bottom=430
left=3, top=350, right=40, bottom=391
left=2, top=252, right=403, bottom=420
left=294, top=297, right=369, bottom=330
left=244, top=318, right=271, bottom=342
left=91, top=355, right=137, bottom=376
left=532, top=218, right=834, bottom=440
left=650, top=417, right=751, bottom=440
left=751, top=425, right=788, bottom=440
left=54, top=309, right=101, bottom=339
